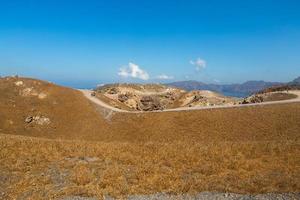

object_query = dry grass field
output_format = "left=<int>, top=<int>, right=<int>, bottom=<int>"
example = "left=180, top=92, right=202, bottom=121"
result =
left=1, top=134, right=299, bottom=199
left=262, top=92, right=298, bottom=102
left=0, top=77, right=300, bottom=199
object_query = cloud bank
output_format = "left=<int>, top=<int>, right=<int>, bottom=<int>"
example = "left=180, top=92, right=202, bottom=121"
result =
left=190, top=58, right=206, bottom=71
left=156, top=74, right=174, bottom=80
left=118, top=62, right=149, bottom=80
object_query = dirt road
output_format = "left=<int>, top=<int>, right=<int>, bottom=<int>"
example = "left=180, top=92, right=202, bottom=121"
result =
left=79, top=89, right=300, bottom=113
left=80, top=89, right=129, bottom=112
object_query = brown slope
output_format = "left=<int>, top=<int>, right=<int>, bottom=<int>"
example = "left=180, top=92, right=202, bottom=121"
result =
left=0, top=76, right=111, bottom=140
left=107, top=103, right=300, bottom=143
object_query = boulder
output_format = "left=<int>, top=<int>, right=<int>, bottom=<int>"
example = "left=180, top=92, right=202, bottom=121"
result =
left=250, top=95, right=264, bottom=103
left=38, top=92, right=47, bottom=99
left=14, top=81, right=24, bottom=86
left=24, top=115, right=50, bottom=125
left=139, top=96, right=163, bottom=111
left=192, top=95, right=203, bottom=102
left=107, top=88, right=118, bottom=94
left=242, top=95, right=264, bottom=104
left=118, top=94, right=129, bottom=102
left=34, top=116, right=51, bottom=125
left=25, top=116, right=33, bottom=123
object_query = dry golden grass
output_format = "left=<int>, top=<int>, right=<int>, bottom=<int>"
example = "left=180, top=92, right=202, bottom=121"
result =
left=263, top=92, right=298, bottom=102
left=0, top=134, right=299, bottom=199
left=0, top=77, right=110, bottom=140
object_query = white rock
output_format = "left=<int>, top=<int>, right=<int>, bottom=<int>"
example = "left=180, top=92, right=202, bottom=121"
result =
left=38, top=93, right=47, bottom=99
left=15, top=81, right=23, bottom=86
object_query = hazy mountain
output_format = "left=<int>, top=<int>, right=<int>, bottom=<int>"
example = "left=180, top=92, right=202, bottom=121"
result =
left=290, top=76, right=300, bottom=84
left=167, top=80, right=283, bottom=97
left=257, top=76, right=300, bottom=93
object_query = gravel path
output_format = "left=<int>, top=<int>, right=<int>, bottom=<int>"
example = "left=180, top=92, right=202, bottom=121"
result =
left=126, top=192, right=300, bottom=200
left=80, top=89, right=129, bottom=112
left=59, top=192, right=300, bottom=200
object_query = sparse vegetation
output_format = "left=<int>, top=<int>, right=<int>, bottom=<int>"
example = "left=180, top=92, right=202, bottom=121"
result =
left=258, top=85, right=300, bottom=94
left=1, top=134, right=299, bottom=199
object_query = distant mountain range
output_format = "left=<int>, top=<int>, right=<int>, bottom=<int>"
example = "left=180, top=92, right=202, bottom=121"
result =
left=167, top=77, right=300, bottom=97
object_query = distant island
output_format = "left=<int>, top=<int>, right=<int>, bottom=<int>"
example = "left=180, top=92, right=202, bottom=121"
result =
left=167, top=76, right=300, bottom=97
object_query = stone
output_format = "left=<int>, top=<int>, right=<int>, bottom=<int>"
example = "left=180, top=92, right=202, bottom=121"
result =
left=242, top=95, right=264, bottom=104
left=139, top=96, right=163, bottom=111
left=108, top=88, right=118, bottom=94
left=25, top=115, right=50, bottom=125
left=25, top=116, right=33, bottom=123
left=38, top=93, right=47, bottom=99
left=33, top=116, right=51, bottom=125
left=118, top=94, right=129, bottom=102
left=14, top=81, right=23, bottom=86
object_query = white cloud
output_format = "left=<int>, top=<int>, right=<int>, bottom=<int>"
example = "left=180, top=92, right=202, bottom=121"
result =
left=96, top=83, right=105, bottom=87
left=190, top=58, right=206, bottom=71
left=118, top=62, right=149, bottom=80
left=156, top=74, right=174, bottom=80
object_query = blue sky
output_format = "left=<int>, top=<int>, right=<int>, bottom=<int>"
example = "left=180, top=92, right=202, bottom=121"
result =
left=0, top=0, right=300, bottom=87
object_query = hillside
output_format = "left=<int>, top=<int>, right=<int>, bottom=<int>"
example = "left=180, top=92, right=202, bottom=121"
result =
left=0, top=77, right=300, bottom=199
left=94, top=84, right=239, bottom=111
left=0, top=76, right=112, bottom=140
left=256, top=76, right=300, bottom=94
left=3, top=76, right=298, bottom=142
left=94, top=83, right=185, bottom=111
left=167, top=80, right=282, bottom=97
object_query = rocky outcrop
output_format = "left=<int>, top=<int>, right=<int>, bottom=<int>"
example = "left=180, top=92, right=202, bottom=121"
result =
left=190, top=94, right=204, bottom=103
left=25, top=115, right=51, bottom=125
left=139, top=96, right=163, bottom=111
left=14, top=81, right=24, bottom=86
left=242, top=95, right=264, bottom=104
left=94, top=84, right=239, bottom=111
left=118, top=93, right=129, bottom=102
left=107, top=88, right=118, bottom=94
left=25, top=116, right=34, bottom=123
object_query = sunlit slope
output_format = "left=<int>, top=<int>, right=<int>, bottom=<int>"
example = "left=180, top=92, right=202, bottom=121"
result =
left=0, top=76, right=111, bottom=140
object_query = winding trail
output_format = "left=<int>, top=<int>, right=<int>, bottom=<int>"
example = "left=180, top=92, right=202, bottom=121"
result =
left=80, top=89, right=128, bottom=112
left=79, top=89, right=300, bottom=113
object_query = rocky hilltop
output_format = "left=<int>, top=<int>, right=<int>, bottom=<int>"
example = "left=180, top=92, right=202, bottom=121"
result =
left=94, top=83, right=240, bottom=111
